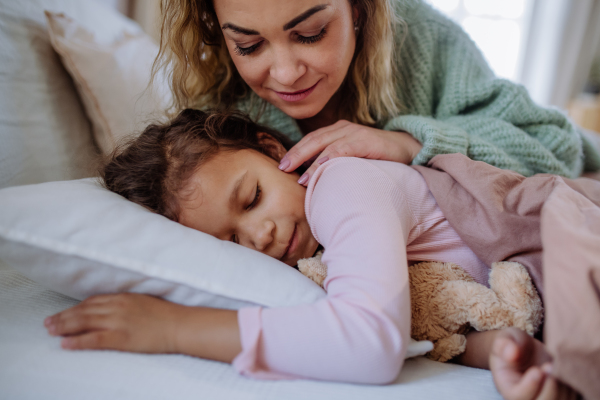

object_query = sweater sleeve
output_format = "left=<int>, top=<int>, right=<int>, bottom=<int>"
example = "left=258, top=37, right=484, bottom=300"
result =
left=232, top=158, right=413, bottom=384
left=384, top=3, right=600, bottom=178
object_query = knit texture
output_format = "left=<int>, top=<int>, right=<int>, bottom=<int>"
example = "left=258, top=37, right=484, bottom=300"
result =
left=236, top=0, right=600, bottom=178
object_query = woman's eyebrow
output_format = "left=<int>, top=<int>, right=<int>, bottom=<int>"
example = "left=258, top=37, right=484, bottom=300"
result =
left=221, top=23, right=259, bottom=36
left=221, top=4, right=329, bottom=36
left=283, top=4, right=328, bottom=31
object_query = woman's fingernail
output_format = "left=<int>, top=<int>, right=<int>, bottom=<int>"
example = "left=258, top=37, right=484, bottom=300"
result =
left=298, top=173, right=309, bottom=185
left=44, top=317, right=51, bottom=326
left=62, top=338, right=73, bottom=349
left=542, top=363, right=553, bottom=375
left=278, top=158, right=290, bottom=170
left=317, top=156, right=329, bottom=165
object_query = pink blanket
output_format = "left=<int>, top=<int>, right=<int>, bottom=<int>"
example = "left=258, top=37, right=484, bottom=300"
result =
left=413, top=154, right=600, bottom=399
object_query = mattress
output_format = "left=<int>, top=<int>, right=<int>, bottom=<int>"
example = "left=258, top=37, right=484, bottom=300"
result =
left=0, top=261, right=501, bottom=400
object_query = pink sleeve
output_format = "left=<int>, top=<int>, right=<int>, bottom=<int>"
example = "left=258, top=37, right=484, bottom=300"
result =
left=232, top=158, right=414, bottom=384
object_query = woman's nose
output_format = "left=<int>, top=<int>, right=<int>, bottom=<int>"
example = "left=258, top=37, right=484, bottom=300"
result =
left=269, top=46, right=306, bottom=87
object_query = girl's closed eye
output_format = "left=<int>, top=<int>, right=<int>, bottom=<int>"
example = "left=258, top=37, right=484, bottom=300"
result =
left=231, top=183, right=262, bottom=243
left=246, top=183, right=261, bottom=211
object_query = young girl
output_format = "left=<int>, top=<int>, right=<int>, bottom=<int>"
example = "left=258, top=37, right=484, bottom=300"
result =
left=45, top=109, right=576, bottom=399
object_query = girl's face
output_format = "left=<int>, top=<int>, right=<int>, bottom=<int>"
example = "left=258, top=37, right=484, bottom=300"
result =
left=177, top=148, right=320, bottom=267
left=213, top=0, right=357, bottom=120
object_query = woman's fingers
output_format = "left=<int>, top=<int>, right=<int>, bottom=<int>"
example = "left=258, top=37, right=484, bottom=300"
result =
left=280, top=121, right=422, bottom=186
left=280, top=120, right=356, bottom=172
left=296, top=140, right=366, bottom=186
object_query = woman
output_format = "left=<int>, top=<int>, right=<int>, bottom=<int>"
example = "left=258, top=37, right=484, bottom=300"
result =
left=154, top=0, right=600, bottom=185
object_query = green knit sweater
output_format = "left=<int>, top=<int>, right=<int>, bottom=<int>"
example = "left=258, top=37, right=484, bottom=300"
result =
left=237, top=0, right=600, bottom=178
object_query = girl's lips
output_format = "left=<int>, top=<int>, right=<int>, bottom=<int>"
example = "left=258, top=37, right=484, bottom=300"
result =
left=273, top=81, right=319, bottom=102
left=282, top=225, right=298, bottom=260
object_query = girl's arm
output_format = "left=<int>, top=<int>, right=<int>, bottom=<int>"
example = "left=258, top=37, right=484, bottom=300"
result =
left=45, top=293, right=241, bottom=363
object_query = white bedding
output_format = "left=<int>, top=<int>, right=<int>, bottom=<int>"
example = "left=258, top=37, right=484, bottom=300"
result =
left=0, top=261, right=501, bottom=399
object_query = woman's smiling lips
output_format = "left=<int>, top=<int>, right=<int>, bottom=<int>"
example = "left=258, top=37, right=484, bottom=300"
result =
left=281, top=225, right=298, bottom=260
left=273, top=81, right=320, bottom=102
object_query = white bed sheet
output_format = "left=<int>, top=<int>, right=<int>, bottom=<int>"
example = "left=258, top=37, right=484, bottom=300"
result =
left=0, top=261, right=501, bottom=400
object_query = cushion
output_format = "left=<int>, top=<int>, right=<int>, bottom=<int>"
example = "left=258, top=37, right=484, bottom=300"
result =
left=45, top=10, right=171, bottom=155
left=0, top=0, right=101, bottom=189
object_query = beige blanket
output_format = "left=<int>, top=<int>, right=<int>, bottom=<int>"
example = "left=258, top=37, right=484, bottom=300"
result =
left=413, top=154, right=600, bottom=400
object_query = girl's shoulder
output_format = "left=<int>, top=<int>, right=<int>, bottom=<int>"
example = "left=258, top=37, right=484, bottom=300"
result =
left=304, top=158, right=429, bottom=218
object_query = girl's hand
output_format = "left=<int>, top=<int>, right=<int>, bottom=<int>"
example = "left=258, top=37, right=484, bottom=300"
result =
left=278, top=120, right=422, bottom=186
left=44, top=293, right=184, bottom=354
left=489, top=328, right=578, bottom=400
left=44, top=293, right=241, bottom=362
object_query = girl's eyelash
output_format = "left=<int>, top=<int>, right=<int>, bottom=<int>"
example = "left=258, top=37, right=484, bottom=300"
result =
left=233, top=28, right=327, bottom=56
left=231, top=184, right=261, bottom=243
left=246, top=184, right=261, bottom=211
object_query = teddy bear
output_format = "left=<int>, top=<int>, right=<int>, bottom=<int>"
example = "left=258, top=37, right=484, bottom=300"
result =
left=297, top=253, right=543, bottom=362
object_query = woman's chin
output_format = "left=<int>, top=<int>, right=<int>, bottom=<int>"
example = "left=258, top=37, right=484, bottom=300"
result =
left=267, top=98, right=326, bottom=121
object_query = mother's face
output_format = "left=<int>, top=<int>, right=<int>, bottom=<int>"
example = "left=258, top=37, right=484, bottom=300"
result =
left=213, top=0, right=357, bottom=120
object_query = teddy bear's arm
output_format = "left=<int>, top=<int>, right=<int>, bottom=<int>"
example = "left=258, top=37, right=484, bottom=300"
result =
left=428, top=334, right=467, bottom=362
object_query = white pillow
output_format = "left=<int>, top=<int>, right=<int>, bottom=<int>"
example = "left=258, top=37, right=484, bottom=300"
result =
left=0, top=179, right=325, bottom=309
left=45, top=10, right=172, bottom=155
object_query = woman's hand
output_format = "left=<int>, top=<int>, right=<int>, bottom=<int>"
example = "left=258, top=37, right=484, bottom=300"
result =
left=278, top=120, right=422, bottom=185
left=44, top=293, right=241, bottom=363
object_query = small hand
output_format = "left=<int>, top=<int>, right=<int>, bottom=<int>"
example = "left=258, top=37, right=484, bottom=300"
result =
left=278, top=120, right=422, bottom=186
left=44, top=293, right=183, bottom=354
left=489, top=328, right=578, bottom=400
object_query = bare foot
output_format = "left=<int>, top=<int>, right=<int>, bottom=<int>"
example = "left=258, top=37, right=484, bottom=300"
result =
left=489, top=328, right=578, bottom=400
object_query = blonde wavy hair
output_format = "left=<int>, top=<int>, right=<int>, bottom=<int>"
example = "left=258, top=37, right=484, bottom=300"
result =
left=153, top=0, right=405, bottom=126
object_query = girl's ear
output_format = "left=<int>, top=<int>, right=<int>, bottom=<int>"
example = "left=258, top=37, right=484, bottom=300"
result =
left=257, top=132, right=287, bottom=162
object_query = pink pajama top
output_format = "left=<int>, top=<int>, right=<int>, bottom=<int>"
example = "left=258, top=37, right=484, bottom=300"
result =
left=232, top=158, right=488, bottom=384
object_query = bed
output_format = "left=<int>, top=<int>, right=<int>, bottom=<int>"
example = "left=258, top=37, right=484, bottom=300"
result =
left=0, top=0, right=502, bottom=398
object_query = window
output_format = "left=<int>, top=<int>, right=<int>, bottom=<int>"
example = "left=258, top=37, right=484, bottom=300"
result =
left=424, top=0, right=535, bottom=82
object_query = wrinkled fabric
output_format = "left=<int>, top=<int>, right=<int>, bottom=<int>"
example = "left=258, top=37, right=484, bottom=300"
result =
left=413, top=153, right=600, bottom=398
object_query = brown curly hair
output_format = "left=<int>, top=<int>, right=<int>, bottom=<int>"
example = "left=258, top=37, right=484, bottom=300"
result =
left=102, top=109, right=294, bottom=221
left=152, top=0, right=405, bottom=125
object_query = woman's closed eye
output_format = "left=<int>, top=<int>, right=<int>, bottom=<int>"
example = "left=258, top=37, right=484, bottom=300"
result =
left=296, top=28, right=326, bottom=45
left=234, top=28, right=328, bottom=56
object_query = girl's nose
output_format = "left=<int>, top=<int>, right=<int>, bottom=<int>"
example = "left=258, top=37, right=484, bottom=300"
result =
left=248, top=220, right=276, bottom=252
left=269, top=47, right=306, bottom=88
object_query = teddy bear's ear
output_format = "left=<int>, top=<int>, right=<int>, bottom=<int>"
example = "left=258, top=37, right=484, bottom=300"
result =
left=298, top=255, right=328, bottom=288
